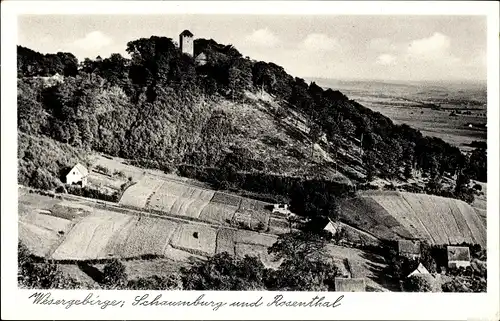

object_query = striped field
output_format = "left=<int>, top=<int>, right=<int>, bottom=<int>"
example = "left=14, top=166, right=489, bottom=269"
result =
left=340, top=191, right=486, bottom=247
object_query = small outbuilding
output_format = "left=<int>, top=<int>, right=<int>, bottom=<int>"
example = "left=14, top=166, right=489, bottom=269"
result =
left=195, top=52, right=207, bottom=66
left=323, top=219, right=339, bottom=235
left=447, top=246, right=471, bottom=269
left=397, top=239, right=421, bottom=259
left=334, top=278, right=366, bottom=292
left=66, top=163, right=89, bottom=187
left=407, top=262, right=430, bottom=278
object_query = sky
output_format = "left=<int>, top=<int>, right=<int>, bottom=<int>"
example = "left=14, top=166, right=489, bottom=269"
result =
left=17, top=14, right=487, bottom=82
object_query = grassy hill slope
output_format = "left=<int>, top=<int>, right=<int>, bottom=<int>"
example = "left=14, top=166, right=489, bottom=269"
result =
left=339, top=190, right=486, bottom=246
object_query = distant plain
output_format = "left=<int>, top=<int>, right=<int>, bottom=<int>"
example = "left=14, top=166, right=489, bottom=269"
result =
left=309, top=79, right=487, bottom=152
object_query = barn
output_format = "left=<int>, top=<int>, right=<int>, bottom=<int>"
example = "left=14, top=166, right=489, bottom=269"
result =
left=66, top=163, right=89, bottom=187
left=334, top=278, right=366, bottom=292
left=447, top=246, right=471, bottom=268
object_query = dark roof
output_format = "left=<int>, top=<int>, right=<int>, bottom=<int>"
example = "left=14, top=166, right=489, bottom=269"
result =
left=180, top=30, right=194, bottom=37
left=447, top=246, right=471, bottom=262
left=334, top=278, right=366, bottom=292
left=398, top=240, right=421, bottom=255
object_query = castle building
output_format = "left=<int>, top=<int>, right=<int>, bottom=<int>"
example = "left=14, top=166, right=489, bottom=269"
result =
left=179, top=29, right=194, bottom=56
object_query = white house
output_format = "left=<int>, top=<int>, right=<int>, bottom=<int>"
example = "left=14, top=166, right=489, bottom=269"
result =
left=272, top=203, right=292, bottom=216
left=323, top=218, right=340, bottom=235
left=66, top=163, right=89, bottom=187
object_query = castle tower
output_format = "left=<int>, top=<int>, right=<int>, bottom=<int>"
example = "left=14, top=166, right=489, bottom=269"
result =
left=179, top=30, right=194, bottom=56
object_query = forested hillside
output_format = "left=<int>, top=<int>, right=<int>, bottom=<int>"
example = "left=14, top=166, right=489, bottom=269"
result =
left=17, top=35, right=486, bottom=198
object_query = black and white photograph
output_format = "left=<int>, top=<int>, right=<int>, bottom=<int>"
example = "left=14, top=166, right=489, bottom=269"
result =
left=2, top=1, right=499, bottom=320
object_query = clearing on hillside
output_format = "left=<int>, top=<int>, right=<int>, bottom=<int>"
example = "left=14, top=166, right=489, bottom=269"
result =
left=199, top=202, right=239, bottom=224
left=340, top=191, right=486, bottom=247
left=148, top=181, right=214, bottom=218
left=114, top=217, right=179, bottom=258
left=234, top=243, right=280, bottom=269
left=170, top=224, right=217, bottom=256
left=18, top=192, right=78, bottom=257
left=215, top=228, right=236, bottom=256
left=18, top=220, right=65, bottom=257
left=119, top=175, right=164, bottom=208
left=51, top=210, right=135, bottom=260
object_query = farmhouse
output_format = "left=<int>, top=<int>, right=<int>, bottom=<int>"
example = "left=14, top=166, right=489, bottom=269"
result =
left=407, top=262, right=430, bottom=278
left=447, top=246, right=471, bottom=268
left=397, top=239, right=421, bottom=259
left=272, top=203, right=292, bottom=216
left=66, top=163, right=89, bottom=187
left=334, top=278, right=366, bottom=292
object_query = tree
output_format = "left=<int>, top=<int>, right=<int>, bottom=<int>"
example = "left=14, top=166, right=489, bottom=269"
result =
left=404, top=163, right=413, bottom=180
left=441, top=276, right=486, bottom=293
left=265, top=231, right=339, bottom=291
left=127, top=275, right=182, bottom=290
left=102, top=259, right=127, bottom=288
left=308, top=122, right=324, bottom=157
left=252, top=62, right=277, bottom=94
left=454, top=172, right=474, bottom=203
left=265, top=255, right=338, bottom=291
left=268, top=231, right=330, bottom=262
left=402, top=275, right=433, bottom=292
left=226, top=58, right=252, bottom=100
left=465, top=148, right=486, bottom=182
left=18, top=242, right=80, bottom=289
left=181, top=252, right=267, bottom=290
left=342, top=119, right=356, bottom=137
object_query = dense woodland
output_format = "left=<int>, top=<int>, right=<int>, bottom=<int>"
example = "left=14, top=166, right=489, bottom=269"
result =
left=17, top=37, right=486, bottom=191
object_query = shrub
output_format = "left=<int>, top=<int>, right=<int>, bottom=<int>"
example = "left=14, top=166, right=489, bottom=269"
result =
left=102, top=259, right=127, bottom=289
left=95, top=165, right=110, bottom=175
left=442, top=276, right=486, bottom=293
left=18, top=242, right=80, bottom=289
left=402, top=275, right=432, bottom=292
left=113, top=170, right=126, bottom=178
left=66, top=185, right=119, bottom=202
left=127, top=275, right=182, bottom=290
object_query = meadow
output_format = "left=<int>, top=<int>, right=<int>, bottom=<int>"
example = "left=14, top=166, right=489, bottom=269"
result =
left=340, top=190, right=486, bottom=247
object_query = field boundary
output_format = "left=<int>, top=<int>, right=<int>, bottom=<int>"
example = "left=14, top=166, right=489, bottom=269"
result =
left=50, top=189, right=284, bottom=240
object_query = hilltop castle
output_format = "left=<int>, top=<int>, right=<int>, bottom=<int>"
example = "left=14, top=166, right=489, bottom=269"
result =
left=179, top=29, right=207, bottom=66
left=179, top=30, right=194, bottom=56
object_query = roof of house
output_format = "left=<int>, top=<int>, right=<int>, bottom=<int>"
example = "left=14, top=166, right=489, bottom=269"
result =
left=334, top=278, right=366, bottom=292
left=195, top=52, right=207, bottom=60
left=447, top=246, right=471, bottom=261
left=398, top=239, right=421, bottom=255
left=69, top=163, right=89, bottom=177
left=324, top=221, right=338, bottom=234
left=180, top=30, right=194, bottom=37
left=408, top=263, right=430, bottom=277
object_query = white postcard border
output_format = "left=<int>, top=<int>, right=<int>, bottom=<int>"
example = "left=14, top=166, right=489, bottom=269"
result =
left=2, top=1, right=499, bottom=320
